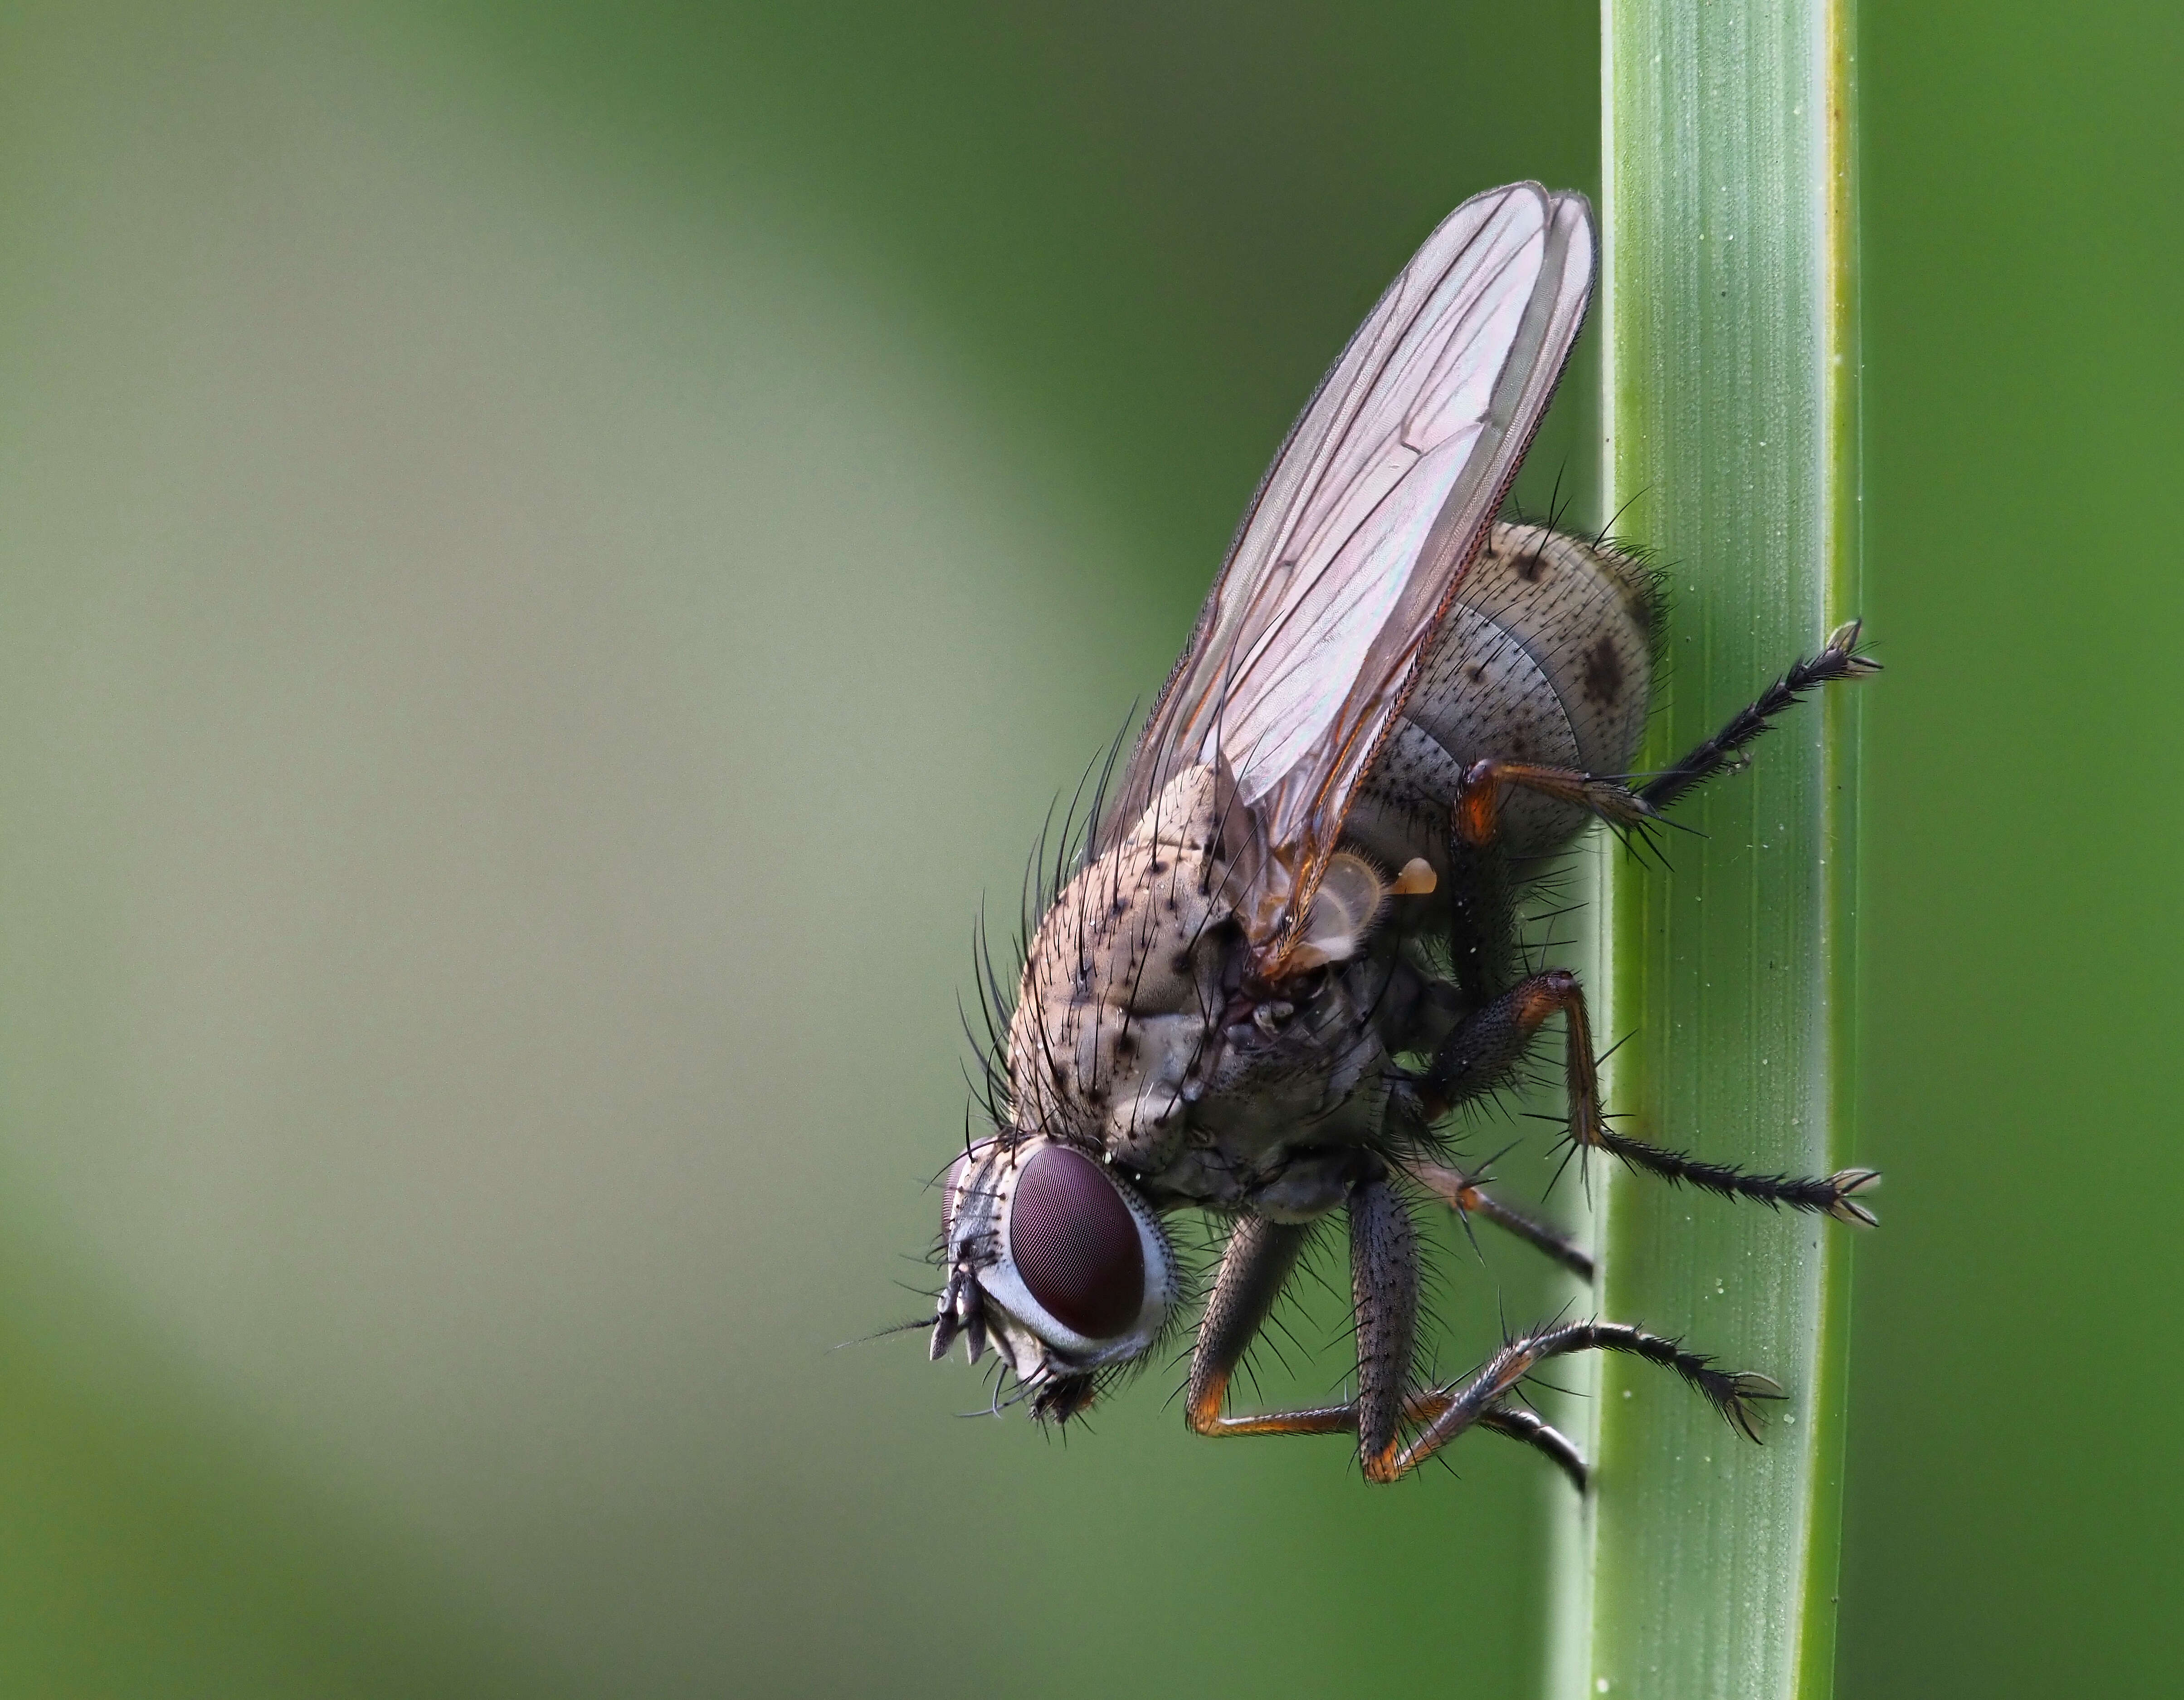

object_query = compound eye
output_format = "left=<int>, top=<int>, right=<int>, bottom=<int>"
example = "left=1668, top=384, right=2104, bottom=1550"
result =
left=1008, top=1144, right=1146, bottom=1339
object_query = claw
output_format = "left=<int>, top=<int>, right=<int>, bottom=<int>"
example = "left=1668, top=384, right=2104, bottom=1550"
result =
left=1717, top=1371, right=1787, bottom=1443
left=1824, top=1167, right=1882, bottom=1227
left=1822, top=619, right=1883, bottom=676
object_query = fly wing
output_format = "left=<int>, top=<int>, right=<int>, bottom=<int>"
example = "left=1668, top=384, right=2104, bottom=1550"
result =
left=1105, top=182, right=1594, bottom=967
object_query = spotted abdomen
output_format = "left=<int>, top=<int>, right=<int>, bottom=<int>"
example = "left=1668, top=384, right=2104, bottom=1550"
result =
left=1353, top=521, right=1659, bottom=863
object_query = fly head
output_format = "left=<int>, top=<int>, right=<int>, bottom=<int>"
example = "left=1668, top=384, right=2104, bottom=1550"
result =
left=931, top=1133, right=1178, bottom=1420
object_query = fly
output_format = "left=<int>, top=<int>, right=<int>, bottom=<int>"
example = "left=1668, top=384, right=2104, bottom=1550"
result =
left=926, top=182, right=1879, bottom=1483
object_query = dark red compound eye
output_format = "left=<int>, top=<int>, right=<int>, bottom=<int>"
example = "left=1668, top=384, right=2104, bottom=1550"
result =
left=1008, top=1144, right=1146, bottom=1339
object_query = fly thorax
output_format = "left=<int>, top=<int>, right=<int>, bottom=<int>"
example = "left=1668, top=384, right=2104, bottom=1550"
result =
left=1008, top=766, right=1231, bottom=1175
left=1195, top=953, right=1392, bottom=1155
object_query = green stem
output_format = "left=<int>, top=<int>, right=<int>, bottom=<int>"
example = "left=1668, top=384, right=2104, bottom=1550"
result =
left=1550, top=3, right=1863, bottom=1696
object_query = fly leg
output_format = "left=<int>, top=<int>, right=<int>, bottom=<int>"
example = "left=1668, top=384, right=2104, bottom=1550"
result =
left=1639, top=620, right=1879, bottom=814
left=1415, top=969, right=1880, bottom=1224
left=1393, top=962, right=1599, bottom=1277
left=1183, top=1175, right=1415, bottom=1458
left=1444, top=830, right=1517, bottom=1003
left=1346, top=1169, right=1592, bottom=1484
left=1347, top=1167, right=1419, bottom=1477
left=1185, top=1215, right=1321, bottom=1436
left=1401, top=1156, right=1593, bottom=1282
left=1186, top=1176, right=1585, bottom=1484
left=1451, top=623, right=1880, bottom=845
left=1453, top=758, right=1661, bottom=849
left=1477, top=1403, right=1589, bottom=1493
left=1382, top=1319, right=1783, bottom=1481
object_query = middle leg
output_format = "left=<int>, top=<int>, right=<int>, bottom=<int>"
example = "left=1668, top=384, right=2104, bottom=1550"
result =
left=1402, top=1155, right=1594, bottom=1283
left=1417, top=969, right=1881, bottom=1226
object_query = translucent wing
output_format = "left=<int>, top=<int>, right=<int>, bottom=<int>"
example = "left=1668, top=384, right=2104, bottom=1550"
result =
left=1105, top=182, right=1594, bottom=968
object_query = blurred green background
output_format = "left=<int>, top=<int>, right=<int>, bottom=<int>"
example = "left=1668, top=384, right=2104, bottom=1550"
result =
left=0, top=2, right=2174, bottom=1696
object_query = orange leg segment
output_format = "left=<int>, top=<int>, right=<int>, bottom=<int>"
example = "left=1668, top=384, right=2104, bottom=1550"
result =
left=1454, top=758, right=1658, bottom=849
left=1421, top=967, right=1880, bottom=1225
left=1402, top=1156, right=1594, bottom=1282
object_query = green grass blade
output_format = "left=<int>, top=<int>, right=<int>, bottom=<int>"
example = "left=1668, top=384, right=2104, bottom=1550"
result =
left=1549, top=3, right=1864, bottom=1697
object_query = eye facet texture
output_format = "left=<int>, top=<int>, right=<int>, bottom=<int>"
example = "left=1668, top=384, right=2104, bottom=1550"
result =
left=1009, top=1144, right=1146, bottom=1339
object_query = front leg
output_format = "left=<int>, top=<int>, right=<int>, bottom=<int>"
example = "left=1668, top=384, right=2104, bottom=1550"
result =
left=1187, top=1177, right=1588, bottom=1484
left=1185, top=1170, right=1416, bottom=1468
left=1347, top=1168, right=1419, bottom=1478
left=1186, top=1214, right=1313, bottom=1435
left=1185, top=1192, right=1768, bottom=1489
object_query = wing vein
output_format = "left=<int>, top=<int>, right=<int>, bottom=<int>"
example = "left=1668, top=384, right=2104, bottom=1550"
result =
left=1099, top=184, right=1596, bottom=971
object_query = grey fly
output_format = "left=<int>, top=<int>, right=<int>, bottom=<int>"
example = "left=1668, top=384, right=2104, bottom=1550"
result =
left=928, top=182, right=1879, bottom=1483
